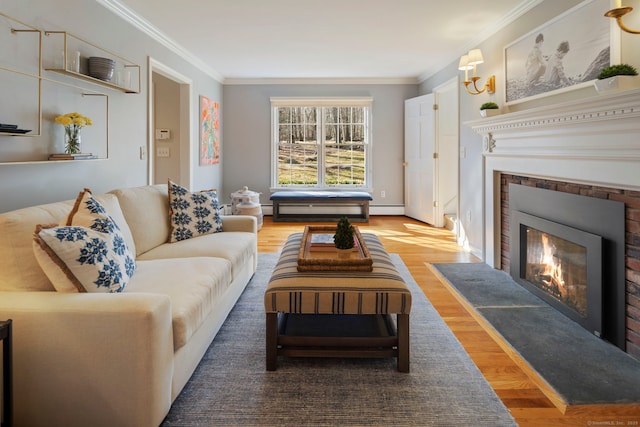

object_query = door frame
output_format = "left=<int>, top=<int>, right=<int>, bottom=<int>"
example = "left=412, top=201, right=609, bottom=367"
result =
left=432, top=77, right=460, bottom=237
left=147, top=57, right=193, bottom=187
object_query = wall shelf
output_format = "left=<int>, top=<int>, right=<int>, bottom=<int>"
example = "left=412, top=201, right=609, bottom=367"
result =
left=0, top=77, right=109, bottom=164
left=0, top=158, right=108, bottom=166
left=0, top=13, right=42, bottom=137
left=0, top=15, right=119, bottom=164
left=43, top=31, right=140, bottom=94
left=44, top=67, right=139, bottom=94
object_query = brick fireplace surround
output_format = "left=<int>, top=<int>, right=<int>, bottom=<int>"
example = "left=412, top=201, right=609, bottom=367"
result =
left=469, top=88, right=640, bottom=359
left=499, top=174, right=640, bottom=359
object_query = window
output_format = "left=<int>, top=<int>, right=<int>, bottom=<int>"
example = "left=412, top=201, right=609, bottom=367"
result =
left=271, top=97, right=372, bottom=189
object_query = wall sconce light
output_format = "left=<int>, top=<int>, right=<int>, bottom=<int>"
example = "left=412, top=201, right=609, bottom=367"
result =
left=458, top=49, right=496, bottom=95
left=605, top=1, right=640, bottom=34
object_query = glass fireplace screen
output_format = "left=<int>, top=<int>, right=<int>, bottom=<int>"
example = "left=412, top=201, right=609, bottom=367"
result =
left=524, top=226, right=588, bottom=317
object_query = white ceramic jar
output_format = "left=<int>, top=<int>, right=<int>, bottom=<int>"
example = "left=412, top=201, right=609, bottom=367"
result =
left=230, top=186, right=263, bottom=230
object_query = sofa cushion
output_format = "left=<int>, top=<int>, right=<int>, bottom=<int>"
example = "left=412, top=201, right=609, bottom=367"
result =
left=0, top=193, right=134, bottom=292
left=34, top=224, right=135, bottom=293
left=127, top=257, right=232, bottom=350
left=66, top=189, right=137, bottom=257
left=137, top=231, right=256, bottom=279
left=33, top=191, right=136, bottom=293
left=168, top=180, right=222, bottom=243
left=109, top=184, right=171, bottom=257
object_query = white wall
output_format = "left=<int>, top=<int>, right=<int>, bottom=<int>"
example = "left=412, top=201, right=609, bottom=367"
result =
left=221, top=83, right=417, bottom=208
left=0, top=0, right=223, bottom=212
left=419, top=0, right=640, bottom=258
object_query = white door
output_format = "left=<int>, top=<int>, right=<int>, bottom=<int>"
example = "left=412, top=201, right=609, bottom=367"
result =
left=404, top=94, right=435, bottom=224
left=404, top=79, right=459, bottom=228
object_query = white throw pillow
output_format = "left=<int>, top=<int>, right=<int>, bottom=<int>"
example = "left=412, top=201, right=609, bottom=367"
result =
left=168, top=180, right=222, bottom=242
left=33, top=189, right=136, bottom=293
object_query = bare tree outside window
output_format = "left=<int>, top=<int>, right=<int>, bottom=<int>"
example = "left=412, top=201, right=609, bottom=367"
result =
left=275, top=104, right=368, bottom=187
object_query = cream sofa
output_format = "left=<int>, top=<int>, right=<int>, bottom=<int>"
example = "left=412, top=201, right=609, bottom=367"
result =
left=0, top=184, right=258, bottom=427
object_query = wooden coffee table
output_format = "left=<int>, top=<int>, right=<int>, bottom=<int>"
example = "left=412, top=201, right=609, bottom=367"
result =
left=264, top=232, right=411, bottom=372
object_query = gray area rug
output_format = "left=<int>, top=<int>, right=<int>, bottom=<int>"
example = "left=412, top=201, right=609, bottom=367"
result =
left=161, top=254, right=516, bottom=426
left=431, top=262, right=640, bottom=406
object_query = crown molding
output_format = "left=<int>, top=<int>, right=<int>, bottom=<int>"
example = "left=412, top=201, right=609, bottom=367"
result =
left=98, top=0, right=544, bottom=86
left=95, top=0, right=224, bottom=83
left=223, top=77, right=419, bottom=85
left=96, top=0, right=418, bottom=85
left=417, top=0, right=545, bottom=83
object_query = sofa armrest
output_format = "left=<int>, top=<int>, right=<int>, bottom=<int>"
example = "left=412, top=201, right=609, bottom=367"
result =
left=0, top=291, right=174, bottom=427
left=221, top=215, right=257, bottom=233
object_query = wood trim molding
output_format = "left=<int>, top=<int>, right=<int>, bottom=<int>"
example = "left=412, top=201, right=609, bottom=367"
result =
left=467, top=88, right=640, bottom=160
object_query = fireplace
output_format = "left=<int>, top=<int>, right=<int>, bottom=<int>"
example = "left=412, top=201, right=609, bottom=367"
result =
left=508, top=183, right=625, bottom=350
left=469, top=89, right=640, bottom=358
left=511, top=210, right=603, bottom=336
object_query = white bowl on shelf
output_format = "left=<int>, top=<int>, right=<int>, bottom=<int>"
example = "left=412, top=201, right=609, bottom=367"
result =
left=593, top=75, right=640, bottom=93
left=480, top=108, right=499, bottom=118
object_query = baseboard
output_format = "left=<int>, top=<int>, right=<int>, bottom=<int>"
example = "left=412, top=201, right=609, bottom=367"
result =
left=370, top=206, right=404, bottom=215
left=257, top=205, right=404, bottom=216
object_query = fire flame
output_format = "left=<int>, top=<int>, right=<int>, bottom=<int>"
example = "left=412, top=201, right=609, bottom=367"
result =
left=539, top=233, right=566, bottom=296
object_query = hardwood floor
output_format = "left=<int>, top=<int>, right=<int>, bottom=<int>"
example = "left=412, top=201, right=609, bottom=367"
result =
left=257, top=215, right=640, bottom=426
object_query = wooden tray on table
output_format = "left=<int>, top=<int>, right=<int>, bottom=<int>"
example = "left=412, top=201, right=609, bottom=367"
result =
left=297, top=225, right=373, bottom=272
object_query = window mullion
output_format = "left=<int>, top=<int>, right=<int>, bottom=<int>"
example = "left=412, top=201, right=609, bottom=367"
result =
left=318, top=107, right=325, bottom=187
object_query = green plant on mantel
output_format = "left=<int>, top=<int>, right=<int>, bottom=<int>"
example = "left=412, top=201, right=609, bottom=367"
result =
left=333, top=216, right=355, bottom=250
left=480, top=102, right=499, bottom=110
left=597, top=64, right=638, bottom=80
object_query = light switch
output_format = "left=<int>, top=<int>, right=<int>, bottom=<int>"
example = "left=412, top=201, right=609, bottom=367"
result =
left=157, top=146, right=170, bottom=157
left=155, top=129, right=171, bottom=140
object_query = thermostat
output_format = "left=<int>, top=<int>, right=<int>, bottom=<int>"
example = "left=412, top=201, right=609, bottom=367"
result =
left=155, top=129, right=171, bottom=140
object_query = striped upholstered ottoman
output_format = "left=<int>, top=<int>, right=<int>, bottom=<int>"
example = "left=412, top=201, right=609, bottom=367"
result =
left=264, top=232, right=411, bottom=372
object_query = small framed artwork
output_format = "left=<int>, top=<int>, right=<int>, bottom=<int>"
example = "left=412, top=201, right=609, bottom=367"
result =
left=504, top=0, right=617, bottom=105
left=199, top=95, right=220, bottom=165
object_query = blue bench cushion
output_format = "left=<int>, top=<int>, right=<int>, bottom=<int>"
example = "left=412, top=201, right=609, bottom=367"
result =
left=270, top=191, right=372, bottom=201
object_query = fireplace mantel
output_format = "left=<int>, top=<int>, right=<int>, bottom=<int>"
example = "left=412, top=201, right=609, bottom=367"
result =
left=467, top=88, right=640, bottom=266
left=468, top=88, right=640, bottom=161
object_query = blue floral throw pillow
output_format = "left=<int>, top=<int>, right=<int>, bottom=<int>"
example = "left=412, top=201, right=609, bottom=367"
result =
left=168, top=180, right=223, bottom=242
left=33, top=190, right=136, bottom=293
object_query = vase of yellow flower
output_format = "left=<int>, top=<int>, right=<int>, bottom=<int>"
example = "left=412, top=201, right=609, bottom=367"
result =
left=54, top=112, right=92, bottom=154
